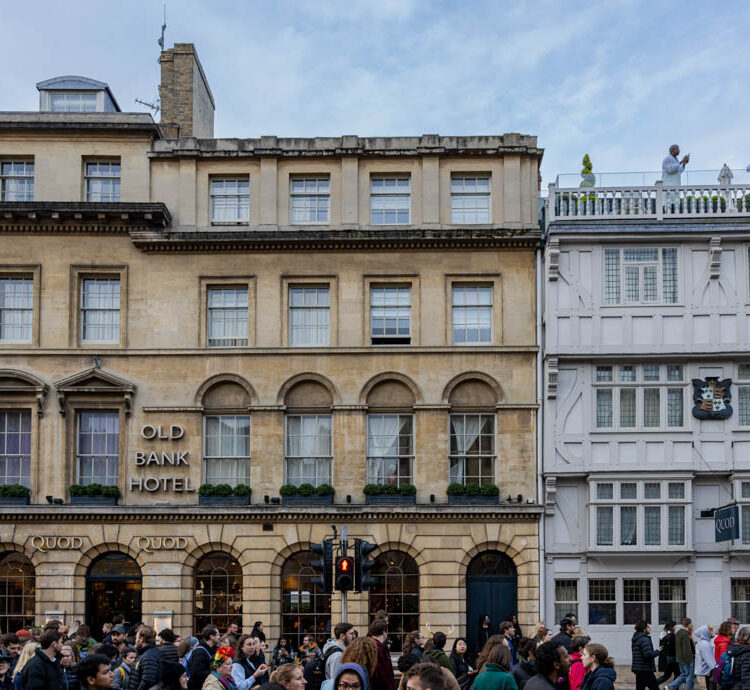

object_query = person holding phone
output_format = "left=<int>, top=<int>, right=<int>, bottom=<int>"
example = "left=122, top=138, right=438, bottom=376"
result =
left=662, top=145, right=689, bottom=185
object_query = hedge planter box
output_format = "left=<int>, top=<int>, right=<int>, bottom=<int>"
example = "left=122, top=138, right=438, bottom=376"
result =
left=282, top=495, right=334, bottom=506
left=199, top=495, right=251, bottom=506
left=365, top=495, right=416, bottom=505
left=0, top=496, right=30, bottom=506
left=70, top=496, right=118, bottom=506
left=448, top=495, right=499, bottom=505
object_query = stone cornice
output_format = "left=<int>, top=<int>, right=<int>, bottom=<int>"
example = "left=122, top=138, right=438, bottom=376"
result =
left=0, top=112, right=161, bottom=137
left=0, top=202, right=171, bottom=230
left=0, top=505, right=543, bottom=521
left=130, top=226, right=541, bottom=252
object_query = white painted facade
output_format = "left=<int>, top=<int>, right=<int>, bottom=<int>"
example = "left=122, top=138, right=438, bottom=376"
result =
left=542, top=195, right=750, bottom=660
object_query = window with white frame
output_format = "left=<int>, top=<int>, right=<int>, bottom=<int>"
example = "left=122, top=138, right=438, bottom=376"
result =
left=203, top=415, right=250, bottom=486
left=366, top=414, right=413, bottom=486
left=1, top=161, right=34, bottom=201
left=290, top=177, right=329, bottom=224
left=77, top=411, right=119, bottom=485
left=623, top=579, right=651, bottom=624
left=85, top=161, right=120, bottom=202
left=0, top=410, right=31, bottom=488
left=738, top=364, right=750, bottom=426
left=370, top=286, right=411, bottom=345
left=207, top=287, right=248, bottom=347
left=732, top=579, right=750, bottom=623
left=370, top=177, right=410, bottom=224
left=210, top=178, right=249, bottom=223
left=80, top=277, right=120, bottom=343
left=604, top=247, right=678, bottom=305
left=49, top=92, right=97, bottom=112
left=451, top=175, right=490, bottom=223
left=658, top=579, right=686, bottom=624
left=554, top=580, right=578, bottom=622
left=289, top=286, right=330, bottom=346
left=0, top=277, right=33, bottom=343
left=592, top=479, right=688, bottom=549
left=285, top=415, right=331, bottom=487
left=588, top=579, right=616, bottom=625
left=452, top=284, right=492, bottom=344
left=449, top=413, right=495, bottom=486
left=740, top=480, right=750, bottom=545
left=594, top=365, right=685, bottom=430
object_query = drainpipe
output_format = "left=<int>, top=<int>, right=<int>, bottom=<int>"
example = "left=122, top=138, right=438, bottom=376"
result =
left=536, top=234, right=546, bottom=625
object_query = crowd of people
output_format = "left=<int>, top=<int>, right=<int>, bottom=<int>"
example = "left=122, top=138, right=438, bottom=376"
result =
left=1, top=611, right=749, bottom=690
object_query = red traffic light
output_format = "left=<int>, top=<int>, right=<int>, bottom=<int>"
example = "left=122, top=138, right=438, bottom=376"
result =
left=335, top=557, right=354, bottom=591
left=338, top=557, right=352, bottom=572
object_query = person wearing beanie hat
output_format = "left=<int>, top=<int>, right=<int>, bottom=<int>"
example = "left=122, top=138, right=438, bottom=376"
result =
left=150, top=660, right=187, bottom=690
left=159, top=629, right=180, bottom=666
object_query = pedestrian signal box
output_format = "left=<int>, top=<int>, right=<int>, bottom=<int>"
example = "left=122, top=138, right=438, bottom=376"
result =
left=335, top=556, right=354, bottom=591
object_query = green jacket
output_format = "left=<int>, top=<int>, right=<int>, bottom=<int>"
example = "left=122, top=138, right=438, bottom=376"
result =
left=425, top=647, right=452, bottom=671
left=675, top=628, right=695, bottom=664
left=472, top=663, right=519, bottom=690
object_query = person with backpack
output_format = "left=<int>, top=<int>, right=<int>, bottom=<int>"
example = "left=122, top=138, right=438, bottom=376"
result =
left=668, top=619, right=696, bottom=690
left=129, top=625, right=162, bottom=690
left=187, top=625, right=220, bottom=690
left=568, top=636, right=589, bottom=690
left=716, top=623, right=733, bottom=665
left=725, top=627, right=750, bottom=690
left=112, top=646, right=136, bottom=689
left=323, top=624, right=355, bottom=682
left=631, top=620, right=661, bottom=690
left=694, top=626, right=716, bottom=690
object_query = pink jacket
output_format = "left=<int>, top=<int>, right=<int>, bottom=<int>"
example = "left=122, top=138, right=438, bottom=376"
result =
left=569, top=652, right=585, bottom=690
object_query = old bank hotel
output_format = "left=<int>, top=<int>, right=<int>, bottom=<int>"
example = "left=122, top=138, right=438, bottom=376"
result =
left=0, top=44, right=543, bottom=649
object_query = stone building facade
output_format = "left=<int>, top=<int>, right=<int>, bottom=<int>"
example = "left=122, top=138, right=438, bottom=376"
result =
left=0, top=44, right=542, bottom=646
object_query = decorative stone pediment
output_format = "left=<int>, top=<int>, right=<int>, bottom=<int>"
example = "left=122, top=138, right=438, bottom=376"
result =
left=53, top=368, right=136, bottom=416
left=0, top=369, right=49, bottom=416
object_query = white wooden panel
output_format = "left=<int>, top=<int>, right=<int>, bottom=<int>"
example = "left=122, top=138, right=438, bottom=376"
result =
left=720, top=314, right=736, bottom=343
left=662, top=316, right=684, bottom=345
left=693, top=315, right=711, bottom=343
left=674, top=441, right=692, bottom=463
left=591, top=442, right=609, bottom=464
left=601, top=316, right=623, bottom=345
left=558, top=317, right=572, bottom=345
left=618, top=442, right=636, bottom=463
left=632, top=316, right=654, bottom=345
left=645, top=442, right=663, bottom=464
left=579, top=317, right=592, bottom=345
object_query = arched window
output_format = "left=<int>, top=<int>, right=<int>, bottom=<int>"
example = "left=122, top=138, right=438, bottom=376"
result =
left=369, top=550, right=419, bottom=652
left=0, top=552, right=35, bottom=632
left=282, top=551, right=331, bottom=648
left=194, top=551, right=242, bottom=633
left=86, top=552, right=142, bottom=639
left=467, top=551, right=517, bottom=576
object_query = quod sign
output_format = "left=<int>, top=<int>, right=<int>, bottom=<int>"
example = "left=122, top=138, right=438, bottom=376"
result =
left=715, top=504, right=740, bottom=543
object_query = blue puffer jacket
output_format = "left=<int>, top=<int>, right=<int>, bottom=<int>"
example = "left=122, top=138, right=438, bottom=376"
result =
left=580, top=665, right=616, bottom=690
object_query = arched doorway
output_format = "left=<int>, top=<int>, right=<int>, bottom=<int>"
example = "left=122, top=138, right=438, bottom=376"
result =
left=281, top=551, right=331, bottom=648
left=86, top=552, right=141, bottom=635
left=369, top=550, right=419, bottom=652
left=0, top=552, right=35, bottom=632
left=194, top=552, right=242, bottom=633
left=466, top=551, right=517, bottom=659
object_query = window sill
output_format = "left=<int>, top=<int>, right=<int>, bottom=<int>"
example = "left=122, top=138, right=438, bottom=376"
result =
left=590, top=428, right=691, bottom=434
left=210, top=221, right=250, bottom=226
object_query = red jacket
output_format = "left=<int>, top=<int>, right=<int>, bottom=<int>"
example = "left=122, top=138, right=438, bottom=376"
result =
left=714, top=634, right=730, bottom=663
left=568, top=652, right=585, bottom=690
left=372, top=638, right=396, bottom=690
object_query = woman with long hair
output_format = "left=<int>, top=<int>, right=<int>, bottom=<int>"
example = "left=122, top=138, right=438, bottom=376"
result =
left=476, top=636, right=506, bottom=674
left=250, top=622, right=266, bottom=644
left=12, top=642, right=39, bottom=690
left=449, top=638, right=474, bottom=681
left=232, top=635, right=267, bottom=690
left=273, top=637, right=294, bottom=668
left=580, top=643, right=616, bottom=690
left=471, top=645, right=515, bottom=690
left=270, top=663, right=307, bottom=690
left=341, top=638, right=379, bottom=688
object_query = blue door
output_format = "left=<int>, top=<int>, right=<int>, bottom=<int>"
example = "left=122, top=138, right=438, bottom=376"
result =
left=466, top=551, right=517, bottom=660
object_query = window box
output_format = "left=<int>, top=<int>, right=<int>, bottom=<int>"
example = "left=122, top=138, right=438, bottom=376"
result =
left=280, top=483, right=334, bottom=505
left=0, top=496, right=30, bottom=506
left=70, top=495, right=118, bottom=506
left=199, top=495, right=251, bottom=506
left=446, top=482, right=499, bottom=505
left=365, top=494, right=416, bottom=505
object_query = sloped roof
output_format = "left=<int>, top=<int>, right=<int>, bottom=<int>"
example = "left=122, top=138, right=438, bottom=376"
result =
left=36, top=75, right=120, bottom=111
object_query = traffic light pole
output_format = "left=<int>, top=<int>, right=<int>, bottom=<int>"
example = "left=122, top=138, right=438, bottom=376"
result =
left=340, top=526, right=348, bottom=622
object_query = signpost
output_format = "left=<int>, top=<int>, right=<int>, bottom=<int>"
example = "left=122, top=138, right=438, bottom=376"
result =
left=715, top=504, right=740, bottom=543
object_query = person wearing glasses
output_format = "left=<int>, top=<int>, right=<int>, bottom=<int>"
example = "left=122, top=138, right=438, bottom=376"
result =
left=332, top=663, right=370, bottom=690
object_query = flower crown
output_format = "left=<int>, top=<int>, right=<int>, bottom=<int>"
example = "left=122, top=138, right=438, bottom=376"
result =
left=214, top=646, right=235, bottom=663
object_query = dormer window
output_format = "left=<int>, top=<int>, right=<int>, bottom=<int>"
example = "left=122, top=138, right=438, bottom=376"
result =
left=37, top=76, right=121, bottom=113
left=49, top=92, right=97, bottom=113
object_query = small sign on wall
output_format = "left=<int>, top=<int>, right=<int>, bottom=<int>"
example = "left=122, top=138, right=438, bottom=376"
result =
left=715, top=504, right=740, bottom=542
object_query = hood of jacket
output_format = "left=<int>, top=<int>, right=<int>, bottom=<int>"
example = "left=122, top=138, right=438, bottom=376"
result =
left=333, top=663, right=370, bottom=690
left=323, top=639, right=344, bottom=655
left=731, top=643, right=750, bottom=658
left=694, top=626, right=712, bottom=643
left=632, top=631, right=649, bottom=645
left=589, top=666, right=617, bottom=683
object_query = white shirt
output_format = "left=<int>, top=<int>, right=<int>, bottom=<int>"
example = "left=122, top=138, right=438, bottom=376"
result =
left=662, top=154, right=684, bottom=185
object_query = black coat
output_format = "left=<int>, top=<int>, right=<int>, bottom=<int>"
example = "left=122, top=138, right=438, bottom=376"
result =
left=731, top=644, right=750, bottom=690
left=631, top=632, right=659, bottom=673
left=187, top=643, right=213, bottom=690
left=21, top=649, right=63, bottom=690
left=550, top=632, right=573, bottom=653
left=129, top=643, right=162, bottom=690
left=512, top=661, right=537, bottom=690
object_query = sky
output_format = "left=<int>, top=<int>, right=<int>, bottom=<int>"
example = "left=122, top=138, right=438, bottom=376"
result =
left=2, top=0, right=749, bottom=184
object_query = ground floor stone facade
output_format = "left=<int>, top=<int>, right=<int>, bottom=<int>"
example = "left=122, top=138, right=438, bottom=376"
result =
left=0, top=507, right=540, bottom=647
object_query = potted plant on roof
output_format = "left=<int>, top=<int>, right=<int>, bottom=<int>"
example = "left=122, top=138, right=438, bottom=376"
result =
left=446, top=482, right=500, bottom=505
left=364, top=483, right=417, bottom=505
left=198, top=483, right=252, bottom=506
left=280, top=483, right=334, bottom=505
left=0, top=484, right=31, bottom=506
left=70, top=483, right=120, bottom=506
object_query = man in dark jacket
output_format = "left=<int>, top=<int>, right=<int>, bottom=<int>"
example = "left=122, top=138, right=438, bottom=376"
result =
left=667, top=619, right=694, bottom=690
left=550, top=620, right=575, bottom=654
left=524, top=642, right=570, bottom=690
left=729, top=633, right=750, bottom=690
left=128, top=626, right=161, bottom=690
left=21, top=629, right=63, bottom=690
left=370, top=620, right=396, bottom=690
left=631, top=621, right=660, bottom=690
left=187, top=625, right=220, bottom=690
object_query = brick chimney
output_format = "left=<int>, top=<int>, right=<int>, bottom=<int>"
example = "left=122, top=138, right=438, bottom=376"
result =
left=158, top=43, right=215, bottom=138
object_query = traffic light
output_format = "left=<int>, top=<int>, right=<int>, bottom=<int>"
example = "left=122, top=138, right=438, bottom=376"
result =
left=335, top=556, right=354, bottom=591
left=354, top=539, right=377, bottom=592
left=310, top=539, right=333, bottom=593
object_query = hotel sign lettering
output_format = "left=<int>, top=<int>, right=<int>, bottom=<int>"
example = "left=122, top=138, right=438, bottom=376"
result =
left=129, top=424, right=196, bottom=493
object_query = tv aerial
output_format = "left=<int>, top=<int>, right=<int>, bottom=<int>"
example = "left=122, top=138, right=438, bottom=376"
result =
left=134, top=5, right=166, bottom=115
